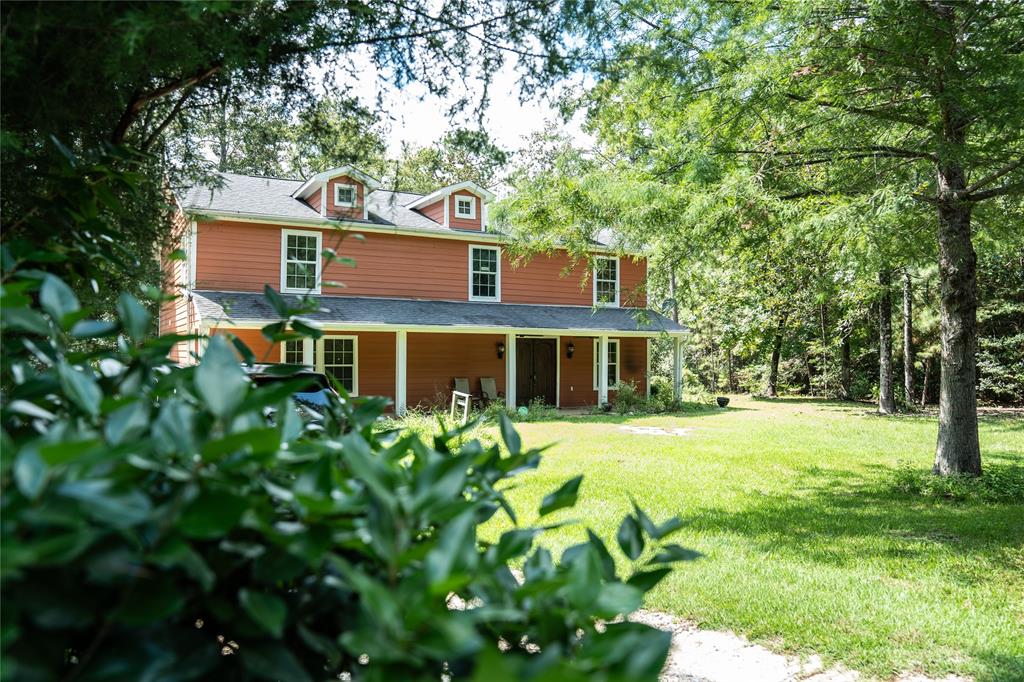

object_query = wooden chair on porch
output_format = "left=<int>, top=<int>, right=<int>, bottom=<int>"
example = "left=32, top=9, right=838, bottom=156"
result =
left=453, top=377, right=484, bottom=410
left=479, top=377, right=502, bottom=404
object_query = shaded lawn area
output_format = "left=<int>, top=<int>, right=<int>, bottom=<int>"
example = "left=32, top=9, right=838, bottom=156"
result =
left=479, top=396, right=1024, bottom=681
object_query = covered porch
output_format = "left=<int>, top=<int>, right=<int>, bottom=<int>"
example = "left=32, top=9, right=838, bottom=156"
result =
left=192, top=291, right=686, bottom=413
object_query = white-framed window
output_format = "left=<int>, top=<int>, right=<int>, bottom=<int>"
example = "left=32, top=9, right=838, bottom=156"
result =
left=592, top=339, right=620, bottom=390
left=283, top=339, right=305, bottom=364
left=334, top=183, right=357, bottom=208
left=593, top=256, right=620, bottom=307
left=318, top=336, right=358, bottom=395
left=280, top=229, right=322, bottom=294
left=468, top=245, right=500, bottom=301
left=454, top=195, right=477, bottom=219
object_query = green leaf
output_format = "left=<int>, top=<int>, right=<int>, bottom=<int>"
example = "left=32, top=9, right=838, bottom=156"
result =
left=594, top=582, right=644, bottom=618
left=425, top=507, right=478, bottom=593
left=617, top=514, right=644, bottom=560
left=626, top=568, right=672, bottom=592
left=240, top=589, right=287, bottom=638
left=116, top=292, right=151, bottom=342
left=58, top=480, right=152, bottom=528
left=539, top=474, right=583, bottom=516
left=114, top=578, right=185, bottom=625
left=104, top=401, right=149, bottom=446
left=263, top=284, right=289, bottom=318
left=69, top=319, right=119, bottom=338
left=57, top=361, right=101, bottom=417
left=241, top=641, right=312, bottom=682
left=498, top=413, right=521, bottom=454
left=195, top=335, right=249, bottom=417
left=650, top=544, right=703, bottom=564
left=633, top=500, right=684, bottom=540
left=2, top=308, right=51, bottom=335
left=564, top=544, right=603, bottom=609
left=179, top=491, right=248, bottom=539
left=39, top=274, right=80, bottom=322
left=14, top=447, right=48, bottom=500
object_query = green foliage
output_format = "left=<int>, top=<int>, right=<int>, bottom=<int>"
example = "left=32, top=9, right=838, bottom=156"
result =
left=1, top=265, right=697, bottom=680
left=611, top=380, right=646, bottom=414
left=976, top=248, right=1024, bottom=405
left=889, top=461, right=1024, bottom=504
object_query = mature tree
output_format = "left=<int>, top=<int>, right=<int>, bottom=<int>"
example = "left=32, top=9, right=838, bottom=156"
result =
left=573, top=0, right=1024, bottom=475
left=386, top=129, right=510, bottom=193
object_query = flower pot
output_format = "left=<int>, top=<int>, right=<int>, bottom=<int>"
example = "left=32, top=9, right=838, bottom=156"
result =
left=716, top=397, right=730, bottom=408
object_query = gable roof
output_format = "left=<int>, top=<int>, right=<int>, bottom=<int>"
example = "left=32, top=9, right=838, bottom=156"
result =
left=291, top=165, right=382, bottom=199
left=405, top=180, right=496, bottom=210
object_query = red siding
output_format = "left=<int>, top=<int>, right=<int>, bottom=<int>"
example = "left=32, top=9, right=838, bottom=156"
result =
left=160, top=208, right=194, bottom=364
left=324, top=175, right=365, bottom=220
left=407, top=333, right=506, bottom=408
left=448, top=190, right=483, bottom=231
left=559, top=336, right=647, bottom=407
left=194, top=219, right=647, bottom=307
left=418, top=198, right=445, bottom=224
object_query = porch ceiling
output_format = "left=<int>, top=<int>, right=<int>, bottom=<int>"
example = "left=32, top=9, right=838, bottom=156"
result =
left=192, top=291, right=685, bottom=336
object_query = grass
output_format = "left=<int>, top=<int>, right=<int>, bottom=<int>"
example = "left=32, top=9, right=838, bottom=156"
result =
left=399, top=396, right=1024, bottom=681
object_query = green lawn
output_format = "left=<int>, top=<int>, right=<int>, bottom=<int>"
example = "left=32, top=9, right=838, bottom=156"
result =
left=474, top=397, right=1024, bottom=681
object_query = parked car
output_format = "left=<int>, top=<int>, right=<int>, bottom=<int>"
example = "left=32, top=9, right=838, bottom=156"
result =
left=243, top=364, right=337, bottom=416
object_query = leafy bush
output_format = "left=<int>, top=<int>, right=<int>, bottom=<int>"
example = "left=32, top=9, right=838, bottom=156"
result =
left=612, top=380, right=646, bottom=414
left=1, top=264, right=697, bottom=680
left=889, top=461, right=1024, bottom=503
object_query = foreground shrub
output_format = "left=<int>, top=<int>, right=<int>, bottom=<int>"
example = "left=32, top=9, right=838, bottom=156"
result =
left=1, top=267, right=697, bottom=681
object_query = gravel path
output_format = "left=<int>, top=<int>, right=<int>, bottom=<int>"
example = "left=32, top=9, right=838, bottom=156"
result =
left=629, top=609, right=971, bottom=682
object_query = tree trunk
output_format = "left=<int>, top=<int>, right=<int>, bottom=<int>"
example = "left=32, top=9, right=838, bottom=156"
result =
left=878, top=270, right=896, bottom=415
left=727, top=350, right=736, bottom=392
left=839, top=320, right=852, bottom=400
left=920, top=355, right=931, bottom=407
left=934, top=198, right=981, bottom=475
left=902, top=270, right=915, bottom=409
left=766, top=315, right=785, bottom=398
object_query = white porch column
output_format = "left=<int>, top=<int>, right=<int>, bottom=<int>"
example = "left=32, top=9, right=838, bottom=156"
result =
left=646, top=337, right=652, bottom=398
left=598, top=335, right=609, bottom=406
left=672, top=336, right=684, bottom=402
left=302, top=338, right=315, bottom=368
left=395, top=331, right=407, bottom=416
left=505, top=333, right=517, bottom=409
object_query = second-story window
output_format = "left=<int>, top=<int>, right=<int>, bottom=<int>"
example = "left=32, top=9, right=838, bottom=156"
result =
left=469, top=245, right=500, bottom=301
left=594, top=256, right=619, bottom=307
left=334, top=184, right=356, bottom=208
left=281, top=229, right=322, bottom=294
left=455, top=195, right=476, bottom=219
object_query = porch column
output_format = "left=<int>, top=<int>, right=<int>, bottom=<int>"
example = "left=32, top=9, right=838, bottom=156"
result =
left=395, top=330, right=407, bottom=416
left=672, top=336, right=684, bottom=402
left=646, top=337, right=652, bottom=398
left=505, top=332, right=516, bottom=409
left=302, top=338, right=315, bottom=368
left=598, top=335, right=609, bottom=406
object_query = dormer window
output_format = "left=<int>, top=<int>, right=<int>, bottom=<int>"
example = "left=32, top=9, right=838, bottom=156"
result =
left=594, top=256, right=619, bottom=307
left=334, top=184, right=356, bottom=208
left=455, top=195, right=476, bottom=219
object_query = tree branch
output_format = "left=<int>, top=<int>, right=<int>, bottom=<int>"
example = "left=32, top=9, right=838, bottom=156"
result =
left=963, top=155, right=1024, bottom=195
left=111, top=64, right=222, bottom=145
left=784, top=92, right=929, bottom=128
left=965, top=181, right=1024, bottom=202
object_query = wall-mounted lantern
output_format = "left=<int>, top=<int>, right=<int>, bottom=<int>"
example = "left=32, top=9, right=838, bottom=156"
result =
left=566, top=341, right=575, bottom=359
left=497, top=341, right=506, bottom=359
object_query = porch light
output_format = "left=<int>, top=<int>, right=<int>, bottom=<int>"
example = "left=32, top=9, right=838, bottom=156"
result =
left=497, top=341, right=505, bottom=359
left=566, top=341, right=575, bottom=359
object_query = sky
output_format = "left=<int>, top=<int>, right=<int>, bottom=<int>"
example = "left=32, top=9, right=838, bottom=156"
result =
left=345, top=51, right=594, bottom=156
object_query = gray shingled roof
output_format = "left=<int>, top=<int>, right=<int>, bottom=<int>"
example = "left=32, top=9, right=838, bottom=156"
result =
left=192, top=291, right=684, bottom=334
left=182, top=172, right=496, bottom=236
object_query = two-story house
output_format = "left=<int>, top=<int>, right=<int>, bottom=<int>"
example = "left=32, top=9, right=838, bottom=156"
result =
left=163, top=165, right=684, bottom=413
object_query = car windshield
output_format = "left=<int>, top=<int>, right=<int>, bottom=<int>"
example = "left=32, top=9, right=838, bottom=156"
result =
left=250, top=373, right=334, bottom=412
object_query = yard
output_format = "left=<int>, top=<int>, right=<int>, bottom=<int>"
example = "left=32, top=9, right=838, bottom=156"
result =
left=457, top=396, right=1023, bottom=681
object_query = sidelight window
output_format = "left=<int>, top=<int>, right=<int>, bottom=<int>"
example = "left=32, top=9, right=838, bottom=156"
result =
left=592, top=339, right=620, bottom=390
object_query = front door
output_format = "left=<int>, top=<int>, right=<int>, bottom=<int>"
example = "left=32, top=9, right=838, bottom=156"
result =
left=516, top=338, right=557, bottom=407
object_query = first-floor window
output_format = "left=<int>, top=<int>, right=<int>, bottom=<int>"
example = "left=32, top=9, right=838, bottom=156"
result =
left=283, top=339, right=305, bottom=364
left=321, top=336, right=357, bottom=394
left=281, top=229, right=322, bottom=293
left=592, top=339, right=620, bottom=389
left=469, top=245, right=500, bottom=301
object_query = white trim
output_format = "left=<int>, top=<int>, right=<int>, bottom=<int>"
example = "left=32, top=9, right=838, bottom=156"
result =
left=187, top=220, right=198, bottom=289
left=280, top=228, right=323, bottom=294
left=454, top=195, right=477, bottom=219
left=468, top=245, right=501, bottom=302
left=673, top=337, right=684, bottom=402
left=319, top=181, right=327, bottom=217
left=593, top=338, right=620, bottom=391
left=318, top=335, right=359, bottom=395
left=443, top=194, right=450, bottom=228
left=597, top=336, right=610, bottom=405
left=646, top=338, right=651, bottom=398
left=505, top=332, right=516, bottom=409
left=395, top=330, right=407, bottom=415
left=334, top=183, right=357, bottom=208
left=482, top=202, right=489, bottom=232
left=593, top=256, right=620, bottom=308
left=404, top=181, right=496, bottom=210
left=185, top=210, right=639, bottom=255
left=292, top=165, right=381, bottom=199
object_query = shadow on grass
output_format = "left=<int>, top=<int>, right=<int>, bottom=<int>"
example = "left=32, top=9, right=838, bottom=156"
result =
left=972, top=650, right=1024, bottom=682
left=688, top=462, right=1024, bottom=572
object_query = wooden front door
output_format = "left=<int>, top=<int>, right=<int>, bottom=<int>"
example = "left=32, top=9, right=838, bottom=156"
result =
left=516, top=338, right=557, bottom=406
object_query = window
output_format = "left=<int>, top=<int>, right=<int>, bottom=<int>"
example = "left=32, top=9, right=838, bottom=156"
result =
left=281, top=229, right=321, bottom=294
left=593, top=256, right=619, bottom=307
left=334, top=183, right=356, bottom=207
left=469, top=245, right=500, bottom=301
left=283, top=339, right=305, bottom=364
left=320, top=336, right=358, bottom=394
left=455, top=195, right=476, bottom=219
left=592, top=339, right=620, bottom=390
